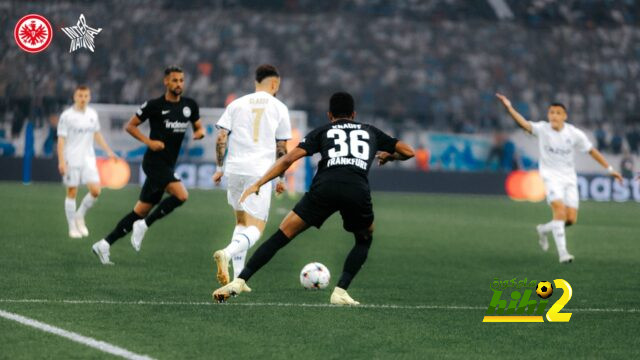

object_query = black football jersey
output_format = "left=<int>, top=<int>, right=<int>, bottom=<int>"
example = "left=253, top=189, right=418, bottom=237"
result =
left=136, top=95, right=200, bottom=167
left=298, top=119, right=398, bottom=186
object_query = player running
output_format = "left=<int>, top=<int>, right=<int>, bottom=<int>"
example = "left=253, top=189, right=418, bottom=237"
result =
left=213, top=92, right=415, bottom=304
left=211, top=64, right=291, bottom=285
left=496, top=93, right=623, bottom=263
left=92, top=66, right=204, bottom=264
left=57, top=85, right=116, bottom=238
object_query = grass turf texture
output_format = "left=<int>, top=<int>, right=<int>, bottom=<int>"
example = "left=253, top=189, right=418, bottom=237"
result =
left=0, top=182, right=638, bottom=359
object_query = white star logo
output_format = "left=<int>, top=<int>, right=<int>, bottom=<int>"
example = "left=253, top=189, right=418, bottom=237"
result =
left=61, top=14, right=102, bottom=53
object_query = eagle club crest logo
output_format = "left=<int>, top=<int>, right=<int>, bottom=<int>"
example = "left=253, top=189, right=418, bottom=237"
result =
left=14, top=14, right=53, bottom=53
left=182, top=106, right=191, bottom=118
left=61, top=14, right=102, bottom=52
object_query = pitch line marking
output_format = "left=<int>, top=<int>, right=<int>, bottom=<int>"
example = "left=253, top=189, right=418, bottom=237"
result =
left=0, top=309, right=155, bottom=360
left=0, top=299, right=638, bottom=313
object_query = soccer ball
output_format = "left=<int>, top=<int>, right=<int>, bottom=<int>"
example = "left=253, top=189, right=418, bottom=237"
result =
left=536, top=281, right=554, bottom=299
left=299, top=262, right=330, bottom=289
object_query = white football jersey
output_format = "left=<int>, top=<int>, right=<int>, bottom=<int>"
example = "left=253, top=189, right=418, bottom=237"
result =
left=216, top=91, right=292, bottom=176
left=530, top=121, right=593, bottom=184
left=57, top=106, right=100, bottom=167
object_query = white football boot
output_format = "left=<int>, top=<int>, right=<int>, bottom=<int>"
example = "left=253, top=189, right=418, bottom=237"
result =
left=68, top=221, right=82, bottom=239
left=536, top=224, right=549, bottom=252
left=92, top=239, right=114, bottom=265
left=213, top=250, right=230, bottom=285
left=559, top=253, right=575, bottom=264
left=212, top=278, right=250, bottom=303
left=330, top=287, right=360, bottom=305
left=130, top=220, right=148, bottom=252
left=75, top=216, right=89, bottom=237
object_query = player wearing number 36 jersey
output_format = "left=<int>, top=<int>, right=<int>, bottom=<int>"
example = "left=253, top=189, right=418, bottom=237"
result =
left=213, top=92, right=415, bottom=305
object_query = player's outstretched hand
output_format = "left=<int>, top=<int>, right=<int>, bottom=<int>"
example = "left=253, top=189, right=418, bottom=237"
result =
left=496, top=93, right=512, bottom=108
left=377, top=152, right=394, bottom=166
left=212, top=171, right=223, bottom=185
left=148, top=140, right=165, bottom=151
left=611, top=170, right=624, bottom=184
left=275, top=180, right=286, bottom=195
left=193, top=129, right=205, bottom=140
left=240, top=183, right=260, bottom=204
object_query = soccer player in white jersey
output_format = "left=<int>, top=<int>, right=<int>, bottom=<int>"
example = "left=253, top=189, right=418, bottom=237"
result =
left=497, top=93, right=623, bottom=263
left=211, top=64, right=292, bottom=285
left=57, top=86, right=116, bottom=238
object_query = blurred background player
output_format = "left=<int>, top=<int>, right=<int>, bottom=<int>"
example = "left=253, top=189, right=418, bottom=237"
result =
left=496, top=93, right=623, bottom=263
left=213, top=92, right=415, bottom=305
left=212, top=64, right=291, bottom=285
left=57, top=85, right=116, bottom=238
left=91, top=66, right=205, bottom=264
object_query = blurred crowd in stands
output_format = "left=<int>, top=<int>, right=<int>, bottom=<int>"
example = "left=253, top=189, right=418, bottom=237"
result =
left=1, top=0, right=639, bottom=158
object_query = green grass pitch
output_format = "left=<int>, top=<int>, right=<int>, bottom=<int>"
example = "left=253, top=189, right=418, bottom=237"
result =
left=0, top=182, right=638, bottom=359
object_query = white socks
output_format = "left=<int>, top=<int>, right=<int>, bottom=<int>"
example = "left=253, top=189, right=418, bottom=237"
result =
left=64, top=197, right=76, bottom=227
left=223, top=225, right=261, bottom=275
left=550, top=220, right=568, bottom=257
left=77, top=193, right=97, bottom=218
left=538, top=221, right=555, bottom=234
left=232, top=251, right=247, bottom=279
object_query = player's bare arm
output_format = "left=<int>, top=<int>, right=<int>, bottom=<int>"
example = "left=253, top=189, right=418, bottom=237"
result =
left=94, top=132, right=117, bottom=160
left=57, top=136, right=66, bottom=175
left=192, top=119, right=205, bottom=140
left=240, top=147, right=308, bottom=203
left=378, top=141, right=415, bottom=165
left=588, top=148, right=623, bottom=183
left=212, top=128, right=229, bottom=185
left=125, top=115, right=164, bottom=151
left=496, top=93, right=533, bottom=134
left=275, top=140, right=288, bottom=194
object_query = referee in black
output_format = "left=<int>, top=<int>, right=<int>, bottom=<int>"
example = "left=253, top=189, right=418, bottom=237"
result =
left=92, top=65, right=204, bottom=265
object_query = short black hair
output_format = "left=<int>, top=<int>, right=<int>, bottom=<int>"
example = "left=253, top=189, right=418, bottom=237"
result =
left=549, top=102, right=567, bottom=111
left=255, top=64, right=279, bottom=83
left=329, top=92, right=355, bottom=118
left=164, top=65, right=183, bottom=76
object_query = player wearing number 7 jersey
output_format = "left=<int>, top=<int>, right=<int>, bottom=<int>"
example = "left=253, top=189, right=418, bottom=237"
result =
left=213, top=92, right=415, bottom=305
left=212, top=64, right=292, bottom=287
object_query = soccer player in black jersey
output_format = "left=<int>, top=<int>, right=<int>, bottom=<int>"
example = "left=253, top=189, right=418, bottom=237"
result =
left=92, top=66, right=205, bottom=265
left=213, top=92, right=415, bottom=304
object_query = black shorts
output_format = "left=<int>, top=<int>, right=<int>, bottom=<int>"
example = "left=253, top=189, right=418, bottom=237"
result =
left=292, top=181, right=374, bottom=232
left=139, top=162, right=180, bottom=204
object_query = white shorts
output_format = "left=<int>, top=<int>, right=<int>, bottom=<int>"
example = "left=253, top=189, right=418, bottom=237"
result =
left=226, top=174, right=272, bottom=221
left=544, top=179, right=579, bottom=209
left=63, top=162, right=100, bottom=187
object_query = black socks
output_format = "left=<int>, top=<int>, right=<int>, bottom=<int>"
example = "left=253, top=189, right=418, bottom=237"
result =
left=337, top=231, right=373, bottom=290
left=239, top=229, right=292, bottom=282
left=145, top=196, right=184, bottom=226
left=105, top=211, right=143, bottom=245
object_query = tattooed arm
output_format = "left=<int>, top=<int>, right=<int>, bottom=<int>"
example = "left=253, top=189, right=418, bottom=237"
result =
left=212, top=128, right=229, bottom=185
left=274, top=140, right=288, bottom=194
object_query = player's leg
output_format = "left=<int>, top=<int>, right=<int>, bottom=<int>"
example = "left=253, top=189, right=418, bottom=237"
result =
left=131, top=180, right=187, bottom=250
left=331, top=186, right=374, bottom=305
left=214, top=175, right=270, bottom=284
left=92, top=178, right=159, bottom=264
left=64, top=185, right=82, bottom=238
left=75, top=182, right=101, bottom=237
left=536, top=180, right=564, bottom=252
left=565, top=208, right=578, bottom=226
left=564, top=184, right=579, bottom=227
left=213, top=211, right=309, bottom=302
left=547, top=200, right=573, bottom=263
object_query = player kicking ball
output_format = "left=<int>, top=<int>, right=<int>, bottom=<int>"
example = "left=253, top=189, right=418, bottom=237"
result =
left=57, top=85, right=116, bottom=238
left=497, top=93, right=623, bottom=263
left=211, top=64, right=291, bottom=286
left=213, top=92, right=415, bottom=304
left=92, top=66, right=204, bottom=264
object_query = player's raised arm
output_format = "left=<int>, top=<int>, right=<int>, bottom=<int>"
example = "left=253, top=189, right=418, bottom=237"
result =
left=496, top=93, right=533, bottom=134
left=94, top=132, right=117, bottom=160
left=125, top=114, right=165, bottom=151
left=212, top=128, right=229, bottom=185
left=588, top=148, right=624, bottom=183
left=378, top=141, right=415, bottom=165
left=239, top=147, right=307, bottom=203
